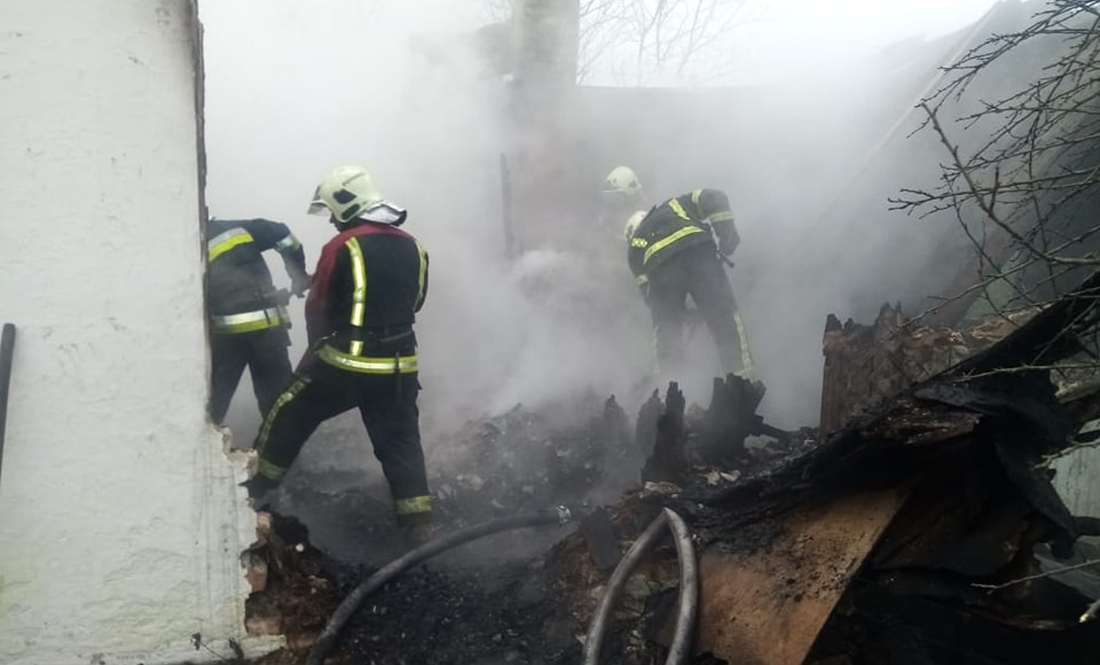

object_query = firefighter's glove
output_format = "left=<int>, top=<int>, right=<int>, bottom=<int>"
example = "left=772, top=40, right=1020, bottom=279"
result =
left=291, top=274, right=312, bottom=298
left=718, top=234, right=739, bottom=257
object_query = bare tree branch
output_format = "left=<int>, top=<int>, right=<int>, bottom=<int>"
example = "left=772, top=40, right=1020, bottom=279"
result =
left=881, top=1, right=1100, bottom=429
left=972, top=558, right=1100, bottom=591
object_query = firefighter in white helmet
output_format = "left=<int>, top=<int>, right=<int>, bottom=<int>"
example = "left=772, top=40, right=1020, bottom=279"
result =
left=602, top=165, right=755, bottom=381
left=242, top=165, right=433, bottom=546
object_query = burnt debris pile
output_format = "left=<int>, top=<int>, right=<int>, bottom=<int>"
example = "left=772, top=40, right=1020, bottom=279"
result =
left=429, top=392, right=640, bottom=522
left=247, top=275, right=1100, bottom=665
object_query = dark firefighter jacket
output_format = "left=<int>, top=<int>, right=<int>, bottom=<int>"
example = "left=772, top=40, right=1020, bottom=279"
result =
left=207, top=218, right=308, bottom=334
left=305, top=221, right=428, bottom=374
left=627, top=188, right=738, bottom=288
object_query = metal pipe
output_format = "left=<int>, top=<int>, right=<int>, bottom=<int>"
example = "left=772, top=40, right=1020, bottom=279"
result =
left=305, top=506, right=573, bottom=665
left=0, top=323, right=16, bottom=491
left=582, top=508, right=698, bottom=665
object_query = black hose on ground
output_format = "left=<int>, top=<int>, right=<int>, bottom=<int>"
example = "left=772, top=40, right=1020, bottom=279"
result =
left=583, top=511, right=671, bottom=665
left=663, top=509, right=699, bottom=664
left=305, top=506, right=573, bottom=665
left=582, top=507, right=698, bottom=665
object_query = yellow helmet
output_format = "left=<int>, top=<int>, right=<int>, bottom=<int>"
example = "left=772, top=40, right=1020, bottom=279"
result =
left=602, top=165, right=643, bottom=197
left=308, top=165, right=406, bottom=225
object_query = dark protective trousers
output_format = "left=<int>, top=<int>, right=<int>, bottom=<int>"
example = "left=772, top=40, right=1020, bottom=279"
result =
left=252, top=358, right=431, bottom=525
left=209, top=326, right=293, bottom=424
left=646, top=243, right=754, bottom=378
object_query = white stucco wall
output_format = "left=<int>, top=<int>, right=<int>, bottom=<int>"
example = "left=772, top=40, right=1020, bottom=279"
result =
left=0, top=1, right=274, bottom=663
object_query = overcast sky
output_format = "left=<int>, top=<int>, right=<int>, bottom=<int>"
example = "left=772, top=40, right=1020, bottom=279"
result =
left=607, top=0, right=1008, bottom=85
left=741, top=0, right=1004, bottom=65
left=749, top=0, right=1002, bottom=41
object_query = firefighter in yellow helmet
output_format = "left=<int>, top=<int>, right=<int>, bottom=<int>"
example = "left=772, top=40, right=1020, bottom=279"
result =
left=602, top=165, right=755, bottom=380
left=242, top=165, right=433, bottom=545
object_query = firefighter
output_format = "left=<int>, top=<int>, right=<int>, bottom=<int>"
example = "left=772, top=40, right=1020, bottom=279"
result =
left=242, top=166, right=433, bottom=542
left=601, top=166, right=756, bottom=381
left=207, top=217, right=310, bottom=424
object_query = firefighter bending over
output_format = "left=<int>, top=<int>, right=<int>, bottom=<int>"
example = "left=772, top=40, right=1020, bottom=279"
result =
left=206, top=217, right=310, bottom=424
left=242, top=166, right=433, bottom=543
left=601, top=165, right=755, bottom=380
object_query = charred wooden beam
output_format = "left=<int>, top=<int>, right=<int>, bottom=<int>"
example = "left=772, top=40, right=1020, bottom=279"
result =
left=641, top=382, right=688, bottom=483
left=819, top=303, right=1039, bottom=435
left=576, top=276, right=1100, bottom=663
left=695, top=374, right=771, bottom=467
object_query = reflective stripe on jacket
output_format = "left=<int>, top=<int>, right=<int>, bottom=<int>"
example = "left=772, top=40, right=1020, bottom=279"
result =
left=207, top=218, right=308, bottom=333
left=306, top=221, right=429, bottom=372
left=209, top=306, right=290, bottom=334
left=317, top=345, right=419, bottom=374
left=627, top=188, right=737, bottom=279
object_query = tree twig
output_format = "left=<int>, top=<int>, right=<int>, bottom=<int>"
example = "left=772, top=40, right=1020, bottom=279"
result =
left=973, top=558, right=1100, bottom=591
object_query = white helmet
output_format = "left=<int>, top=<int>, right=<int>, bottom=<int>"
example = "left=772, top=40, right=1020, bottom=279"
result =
left=624, top=210, right=647, bottom=240
left=602, top=165, right=643, bottom=197
left=308, top=165, right=407, bottom=226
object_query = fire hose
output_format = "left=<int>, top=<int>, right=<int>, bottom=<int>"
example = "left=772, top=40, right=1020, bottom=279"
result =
left=305, top=507, right=573, bottom=665
left=583, top=508, right=698, bottom=665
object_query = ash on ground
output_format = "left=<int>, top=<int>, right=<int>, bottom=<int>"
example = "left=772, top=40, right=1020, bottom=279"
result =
left=250, top=387, right=796, bottom=664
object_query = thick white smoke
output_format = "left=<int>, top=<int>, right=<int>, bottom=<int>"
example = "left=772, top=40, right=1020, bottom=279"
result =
left=199, top=0, right=1000, bottom=472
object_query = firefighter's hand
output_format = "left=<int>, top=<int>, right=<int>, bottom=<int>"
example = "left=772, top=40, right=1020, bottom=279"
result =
left=292, top=274, right=312, bottom=298
left=719, top=235, right=739, bottom=257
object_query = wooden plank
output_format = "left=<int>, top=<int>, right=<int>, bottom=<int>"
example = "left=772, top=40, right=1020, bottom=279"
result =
left=695, top=489, right=906, bottom=665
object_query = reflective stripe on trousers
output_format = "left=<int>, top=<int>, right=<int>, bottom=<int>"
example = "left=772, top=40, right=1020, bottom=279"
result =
left=254, top=375, right=313, bottom=481
left=731, top=310, right=754, bottom=379
left=210, top=306, right=288, bottom=333
left=394, top=495, right=432, bottom=516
